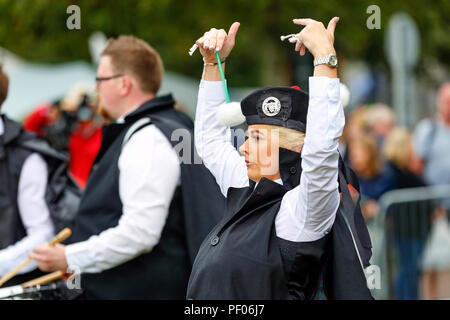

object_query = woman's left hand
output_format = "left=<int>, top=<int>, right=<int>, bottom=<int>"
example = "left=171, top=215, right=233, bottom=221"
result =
left=195, top=22, right=240, bottom=64
left=292, top=17, right=339, bottom=59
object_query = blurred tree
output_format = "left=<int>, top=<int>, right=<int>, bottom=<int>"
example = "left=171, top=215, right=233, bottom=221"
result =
left=0, top=0, right=448, bottom=87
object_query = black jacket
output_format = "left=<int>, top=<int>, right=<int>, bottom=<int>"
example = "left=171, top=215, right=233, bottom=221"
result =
left=187, top=148, right=373, bottom=300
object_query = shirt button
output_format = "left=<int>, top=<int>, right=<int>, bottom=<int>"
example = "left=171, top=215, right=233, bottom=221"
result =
left=210, top=236, right=220, bottom=246
left=290, top=167, right=297, bottom=174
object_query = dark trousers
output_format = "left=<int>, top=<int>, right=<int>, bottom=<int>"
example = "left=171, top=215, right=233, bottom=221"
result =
left=394, top=239, right=425, bottom=300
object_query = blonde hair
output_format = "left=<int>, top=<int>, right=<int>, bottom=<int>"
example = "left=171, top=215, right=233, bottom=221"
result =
left=383, top=127, right=411, bottom=170
left=351, top=134, right=382, bottom=177
left=265, top=125, right=305, bottom=152
left=366, top=103, right=396, bottom=127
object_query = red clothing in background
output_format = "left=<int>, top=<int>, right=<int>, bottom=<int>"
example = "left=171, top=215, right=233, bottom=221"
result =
left=23, top=103, right=52, bottom=136
left=68, top=121, right=102, bottom=189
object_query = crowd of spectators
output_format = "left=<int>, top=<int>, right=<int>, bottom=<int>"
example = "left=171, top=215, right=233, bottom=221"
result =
left=23, top=83, right=103, bottom=188
left=341, top=82, right=450, bottom=299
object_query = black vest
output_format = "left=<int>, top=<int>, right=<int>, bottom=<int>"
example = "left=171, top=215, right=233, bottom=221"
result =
left=0, top=116, right=50, bottom=286
left=70, top=95, right=224, bottom=299
left=187, top=148, right=329, bottom=300
left=0, top=115, right=34, bottom=249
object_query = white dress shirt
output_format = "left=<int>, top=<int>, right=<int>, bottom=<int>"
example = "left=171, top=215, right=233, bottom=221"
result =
left=195, top=77, right=344, bottom=242
left=65, top=119, right=181, bottom=273
left=0, top=117, right=54, bottom=276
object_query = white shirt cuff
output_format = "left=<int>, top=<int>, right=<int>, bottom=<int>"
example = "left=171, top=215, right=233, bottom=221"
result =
left=309, top=76, right=340, bottom=99
left=65, top=241, right=92, bottom=273
left=199, top=80, right=227, bottom=101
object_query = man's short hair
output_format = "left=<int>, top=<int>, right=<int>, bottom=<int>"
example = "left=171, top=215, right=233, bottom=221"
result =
left=0, top=65, right=9, bottom=108
left=102, top=35, right=164, bottom=95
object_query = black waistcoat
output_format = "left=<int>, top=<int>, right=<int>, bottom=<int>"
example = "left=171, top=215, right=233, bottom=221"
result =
left=70, top=95, right=192, bottom=300
left=0, top=115, right=33, bottom=249
left=186, top=148, right=329, bottom=300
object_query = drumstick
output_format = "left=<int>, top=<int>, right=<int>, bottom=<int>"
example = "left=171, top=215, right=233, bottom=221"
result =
left=21, top=270, right=65, bottom=288
left=0, top=228, right=72, bottom=287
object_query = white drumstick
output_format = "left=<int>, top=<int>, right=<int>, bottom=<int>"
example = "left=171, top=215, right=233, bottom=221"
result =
left=188, top=44, right=198, bottom=56
left=280, top=33, right=298, bottom=41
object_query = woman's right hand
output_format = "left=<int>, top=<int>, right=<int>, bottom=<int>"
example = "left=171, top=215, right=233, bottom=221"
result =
left=195, top=22, right=240, bottom=64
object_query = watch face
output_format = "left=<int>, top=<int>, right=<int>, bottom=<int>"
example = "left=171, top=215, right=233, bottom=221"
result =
left=329, top=55, right=338, bottom=67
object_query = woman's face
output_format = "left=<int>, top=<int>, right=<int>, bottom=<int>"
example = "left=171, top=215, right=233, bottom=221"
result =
left=349, top=142, right=370, bottom=176
left=239, top=124, right=280, bottom=182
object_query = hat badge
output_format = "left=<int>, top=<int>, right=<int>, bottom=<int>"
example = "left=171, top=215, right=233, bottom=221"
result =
left=262, top=96, right=281, bottom=117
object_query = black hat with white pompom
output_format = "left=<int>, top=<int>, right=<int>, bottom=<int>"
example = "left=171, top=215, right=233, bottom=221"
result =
left=216, top=83, right=351, bottom=131
left=216, top=86, right=309, bottom=132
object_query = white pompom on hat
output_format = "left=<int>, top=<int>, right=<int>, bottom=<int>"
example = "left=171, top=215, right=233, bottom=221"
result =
left=340, top=83, right=350, bottom=109
left=216, top=101, right=245, bottom=127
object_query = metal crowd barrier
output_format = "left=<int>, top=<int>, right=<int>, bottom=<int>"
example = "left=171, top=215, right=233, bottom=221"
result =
left=368, top=184, right=450, bottom=300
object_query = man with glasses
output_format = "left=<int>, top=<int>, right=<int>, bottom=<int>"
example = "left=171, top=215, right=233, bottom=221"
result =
left=30, top=35, right=224, bottom=299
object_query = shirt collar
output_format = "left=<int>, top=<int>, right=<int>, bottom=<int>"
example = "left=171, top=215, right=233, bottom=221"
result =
left=254, top=178, right=283, bottom=189
left=116, top=106, right=140, bottom=124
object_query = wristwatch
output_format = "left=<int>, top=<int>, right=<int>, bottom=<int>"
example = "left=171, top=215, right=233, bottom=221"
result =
left=313, top=53, right=338, bottom=68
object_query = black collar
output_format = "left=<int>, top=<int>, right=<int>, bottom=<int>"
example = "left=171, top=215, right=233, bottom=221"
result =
left=124, top=94, right=175, bottom=123
left=247, top=148, right=302, bottom=192
left=278, top=147, right=302, bottom=191
left=0, top=114, right=24, bottom=145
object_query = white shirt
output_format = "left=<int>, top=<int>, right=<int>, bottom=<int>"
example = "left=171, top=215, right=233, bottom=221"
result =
left=0, top=117, right=54, bottom=276
left=65, top=120, right=181, bottom=273
left=195, top=77, right=344, bottom=242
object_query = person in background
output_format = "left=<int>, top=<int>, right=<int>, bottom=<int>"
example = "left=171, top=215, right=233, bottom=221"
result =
left=23, top=101, right=62, bottom=137
left=24, top=84, right=103, bottom=188
left=383, top=127, right=430, bottom=300
left=64, top=84, right=102, bottom=188
left=339, top=105, right=369, bottom=166
left=0, top=65, right=54, bottom=284
left=348, top=133, right=396, bottom=220
left=30, top=35, right=224, bottom=299
left=414, top=82, right=450, bottom=187
left=414, top=82, right=450, bottom=299
left=366, top=103, right=396, bottom=146
left=383, top=127, right=425, bottom=190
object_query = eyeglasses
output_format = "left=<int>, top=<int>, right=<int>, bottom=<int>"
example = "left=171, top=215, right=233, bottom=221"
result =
left=95, top=74, right=123, bottom=83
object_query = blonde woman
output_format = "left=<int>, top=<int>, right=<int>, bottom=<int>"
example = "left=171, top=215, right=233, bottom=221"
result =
left=383, top=127, right=429, bottom=300
left=187, top=18, right=373, bottom=300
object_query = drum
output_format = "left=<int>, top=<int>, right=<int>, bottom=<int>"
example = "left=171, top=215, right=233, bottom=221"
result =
left=0, top=281, right=83, bottom=300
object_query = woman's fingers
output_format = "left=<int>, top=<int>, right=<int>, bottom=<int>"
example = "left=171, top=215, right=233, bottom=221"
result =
left=203, top=33, right=210, bottom=49
left=194, top=23, right=240, bottom=61
left=226, top=22, right=240, bottom=46
left=207, top=28, right=217, bottom=50
left=216, top=29, right=227, bottom=51
left=327, top=17, right=340, bottom=36
left=300, top=45, right=306, bottom=56
left=293, top=18, right=314, bottom=26
left=295, top=38, right=302, bottom=51
left=195, top=36, right=205, bottom=48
